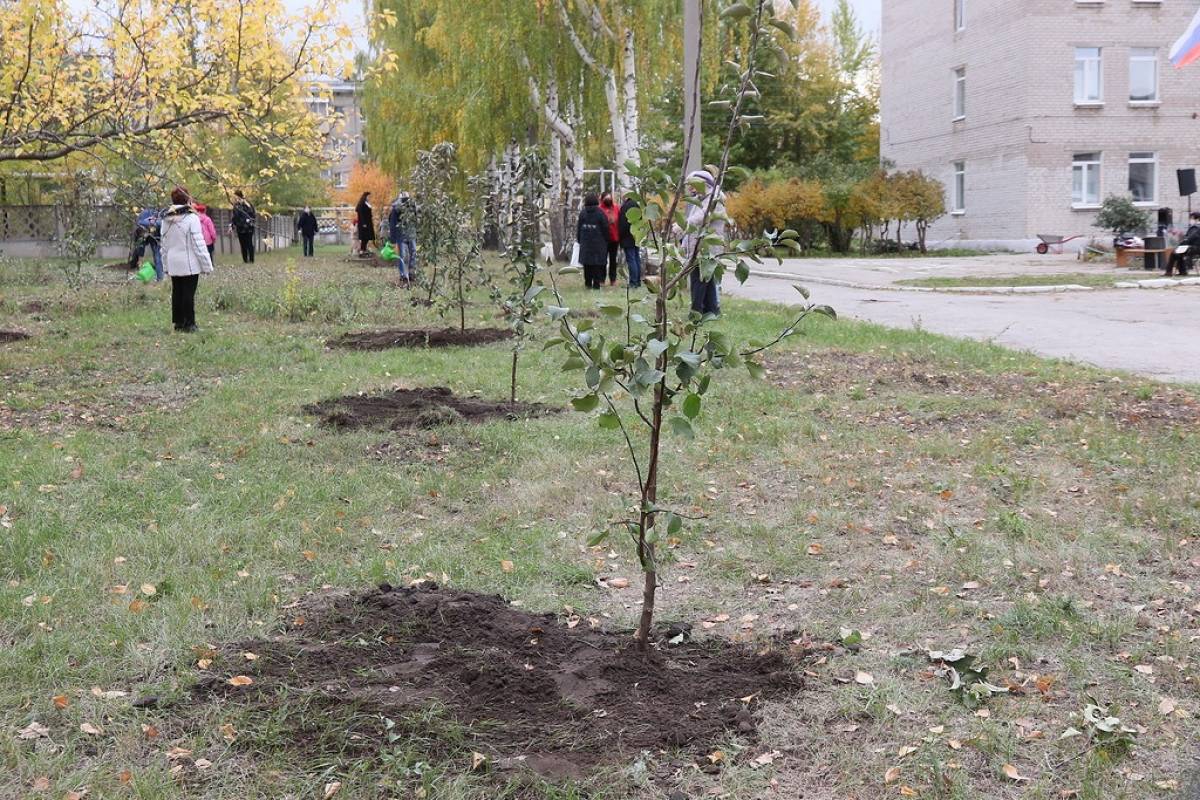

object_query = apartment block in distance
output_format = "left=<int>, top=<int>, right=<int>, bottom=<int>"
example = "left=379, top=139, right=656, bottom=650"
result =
left=307, top=76, right=367, bottom=191
left=882, top=0, right=1200, bottom=251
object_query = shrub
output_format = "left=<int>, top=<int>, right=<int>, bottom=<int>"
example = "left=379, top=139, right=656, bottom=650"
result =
left=1095, top=196, right=1150, bottom=237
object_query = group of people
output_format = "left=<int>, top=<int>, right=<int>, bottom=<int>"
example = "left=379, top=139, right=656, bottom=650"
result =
left=130, top=203, right=217, bottom=282
left=345, top=190, right=418, bottom=282
left=575, top=168, right=725, bottom=315
left=129, top=188, right=265, bottom=332
left=577, top=191, right=643, bottom=290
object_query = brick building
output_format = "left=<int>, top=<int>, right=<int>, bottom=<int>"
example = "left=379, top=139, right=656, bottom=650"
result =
left=306, top=77, right=367, bottom=191
left=881, top=0, right=1200, bottom=251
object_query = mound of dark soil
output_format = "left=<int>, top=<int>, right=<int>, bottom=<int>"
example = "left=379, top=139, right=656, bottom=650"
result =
left=329, top=327, right=511, bottom=351
left=305, top=386, right=557, bottom=431
left=0, top=330, right=31, bottom=344
left=193, top=585, right=803, bottom=779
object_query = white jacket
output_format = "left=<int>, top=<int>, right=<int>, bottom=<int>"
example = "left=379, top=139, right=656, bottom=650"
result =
left=160, top=206, right=214, bottom=277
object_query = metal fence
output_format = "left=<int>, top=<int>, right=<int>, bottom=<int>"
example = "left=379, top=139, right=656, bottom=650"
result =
left=0, top=205, right=301, bottom=258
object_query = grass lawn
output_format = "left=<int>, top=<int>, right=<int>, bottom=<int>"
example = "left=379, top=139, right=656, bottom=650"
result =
left=896, top=273, right=1131, bottom=290
left=1, top=245, right=1198, bottom=799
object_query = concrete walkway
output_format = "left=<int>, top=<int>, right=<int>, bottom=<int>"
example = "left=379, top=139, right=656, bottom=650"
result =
left=723, top=254, right=1200, bottom=384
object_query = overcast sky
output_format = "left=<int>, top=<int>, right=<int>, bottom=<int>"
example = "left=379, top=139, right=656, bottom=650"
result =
left=816, top=0, right=881, bottom=33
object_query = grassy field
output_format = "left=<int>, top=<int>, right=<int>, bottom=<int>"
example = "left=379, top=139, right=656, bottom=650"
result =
left=895, top=273, right=1130, bottom=290
left=1, top=246, right=1198, bottom=799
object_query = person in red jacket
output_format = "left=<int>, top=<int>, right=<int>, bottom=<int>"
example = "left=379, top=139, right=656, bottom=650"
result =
left=600, top=192, right=620, bottom=286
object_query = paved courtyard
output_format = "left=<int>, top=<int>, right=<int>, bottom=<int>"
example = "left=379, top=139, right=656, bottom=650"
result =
left=724, top=253, right=1200, bottom=384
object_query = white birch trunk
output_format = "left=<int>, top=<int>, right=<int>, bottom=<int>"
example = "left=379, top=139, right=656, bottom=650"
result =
left=546, top=79, right=566, bottom=257
left=621, top=28, right=641, bottom=168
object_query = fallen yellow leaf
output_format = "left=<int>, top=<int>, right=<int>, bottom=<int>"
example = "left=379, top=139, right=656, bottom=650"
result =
left=884, top=766, right=901, bottom=784
left=226, top=675, right=254, bottom=687
left=1002, top=763, right=1027, bottom=782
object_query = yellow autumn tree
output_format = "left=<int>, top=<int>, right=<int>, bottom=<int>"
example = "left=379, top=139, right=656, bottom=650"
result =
left=0, top=0, right=351, bottom=203
left=337, top=161, right=397, bottom=207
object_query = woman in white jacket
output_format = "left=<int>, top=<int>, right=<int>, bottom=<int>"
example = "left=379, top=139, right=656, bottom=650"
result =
left=160, top=187, right=214, bottom=332
left=683, top=169, right=726, bottom=316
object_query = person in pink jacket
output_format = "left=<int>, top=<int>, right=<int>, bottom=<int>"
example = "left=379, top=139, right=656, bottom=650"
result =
left=194, top=203, right=217, bottom=263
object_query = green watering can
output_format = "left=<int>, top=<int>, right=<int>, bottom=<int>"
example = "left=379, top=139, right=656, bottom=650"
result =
left=379, top=242, right=396, bottom=261
left=135, top=261, right=156, bottom=283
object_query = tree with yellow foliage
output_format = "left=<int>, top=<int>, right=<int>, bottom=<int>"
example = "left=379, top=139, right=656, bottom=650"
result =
left=0, top=0, right=351, bottom=203
left=336, top=162, right=397, bottom=208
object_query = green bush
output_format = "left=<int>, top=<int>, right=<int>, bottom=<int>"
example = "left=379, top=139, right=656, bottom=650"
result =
left=1095, top=196, right=1150, bottom=236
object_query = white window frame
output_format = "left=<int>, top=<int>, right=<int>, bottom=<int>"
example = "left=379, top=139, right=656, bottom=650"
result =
left=955, top=0, right=966, bottom=31
left=1129, top=48, right=1159, bottom=104
left=1072, top=152, right=1102, bottom=208
left=1074, top=47, right=1103, bottom=105
left=952, top=161, right=966, bottom=214
left=1128, top=152, right=1158, bottom=206
left=952, top=67, right=966, bottom=120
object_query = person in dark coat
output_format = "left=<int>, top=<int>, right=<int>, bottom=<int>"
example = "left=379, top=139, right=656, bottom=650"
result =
left=397, top=194, right=417, bottom=278
left=130, top=208, right=164, bottom=280
left=230, top=190, right=257, bottom=263
left=576, top=194, right=609, bottom=290
left=296, top=206, right=318, bottom=257
left=618, top=196, right=642, bottom=288
left=1166, top=211, right=1200, bottom=276
left=387, top=195, right=413, bottom=282
left=600, top=192, right=620, bottom=285
left=355, top=192, right=375, bottom=255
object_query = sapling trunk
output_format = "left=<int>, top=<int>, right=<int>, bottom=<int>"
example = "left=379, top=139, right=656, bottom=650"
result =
left=634, top=290, right=669, bottom=649
left=458, top=272, right=466, bottom=332
left=510, top=350, right=519, bottom=403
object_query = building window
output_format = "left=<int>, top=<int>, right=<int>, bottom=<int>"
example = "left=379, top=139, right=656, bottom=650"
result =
left=1074, top=47, right=1103, bottom=104
left=954, top=0, right=965, bottom=30
left=1072, top=152, right=1102, bottom=207
left=335, top=172, right=347, bottom=189
left=359, top=139, right=367, bottom=155
left=1128, top=152, right=1157, bottom=204
left=953, top=67, right=966, bottom=120
left=1129, top=48, right=1158, bottom=102
left=952, top=161, right=966, bottom=213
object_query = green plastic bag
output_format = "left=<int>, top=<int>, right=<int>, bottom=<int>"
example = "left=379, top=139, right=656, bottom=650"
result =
left=379, top=242, right=396, bottom=260
left=135, top=261, right=156, bottom=283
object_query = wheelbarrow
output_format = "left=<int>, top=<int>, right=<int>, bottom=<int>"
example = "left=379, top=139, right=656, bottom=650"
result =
left=1035, top=234, right=1083, bottom=255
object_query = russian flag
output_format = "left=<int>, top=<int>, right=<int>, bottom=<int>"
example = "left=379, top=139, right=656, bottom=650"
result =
left=1171, top=7, right=1200, bottom=68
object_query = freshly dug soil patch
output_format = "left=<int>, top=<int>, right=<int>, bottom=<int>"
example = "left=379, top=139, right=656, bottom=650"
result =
left=193, top=585, right=803, bottom=779
left=305, top=386, right=557, bottom=431
left=0, top=330, right=31, bottom=344
left=329, top=327, right=510, bottom=351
